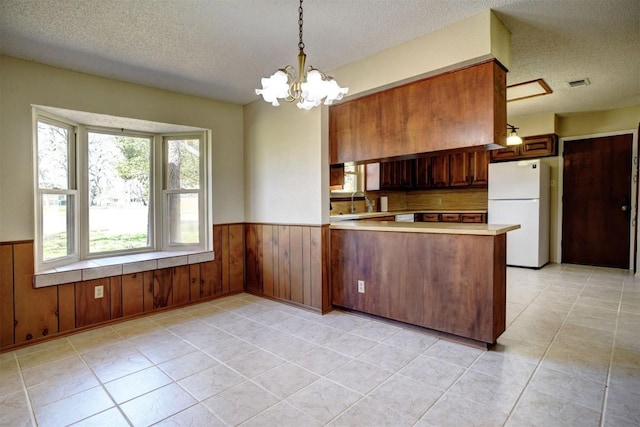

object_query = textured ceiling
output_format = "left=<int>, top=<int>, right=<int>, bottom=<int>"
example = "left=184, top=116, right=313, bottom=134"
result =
left=1, top=0, right=639, bottom=118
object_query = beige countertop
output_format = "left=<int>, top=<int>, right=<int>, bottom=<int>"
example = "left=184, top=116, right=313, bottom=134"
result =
left=330, top=220, right=519, bottom=236
left=330, top=209, right=487, bottom=222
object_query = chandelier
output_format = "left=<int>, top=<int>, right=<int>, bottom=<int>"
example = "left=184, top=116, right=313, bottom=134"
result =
left=255, top=0, right=348, bottom=110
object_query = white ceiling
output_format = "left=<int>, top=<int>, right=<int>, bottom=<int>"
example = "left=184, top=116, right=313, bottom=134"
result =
left=1, top=0, right=638, bottom=118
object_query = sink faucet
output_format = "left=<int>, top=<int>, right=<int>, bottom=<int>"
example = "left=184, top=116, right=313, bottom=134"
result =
left=351, top=191, right=373, bottom=213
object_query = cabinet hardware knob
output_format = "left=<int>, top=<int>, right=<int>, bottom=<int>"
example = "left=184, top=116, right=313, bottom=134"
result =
left=26, top=333, right=33, bottom=340
left=42, top=328, right=48, bottom=336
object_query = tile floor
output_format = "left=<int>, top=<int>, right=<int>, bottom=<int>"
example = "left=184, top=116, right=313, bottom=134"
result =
left=1, top=263, right=639, bottom=426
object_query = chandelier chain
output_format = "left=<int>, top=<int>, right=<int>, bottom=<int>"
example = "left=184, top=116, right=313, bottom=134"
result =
left=298, top=0, right=304, bottom=50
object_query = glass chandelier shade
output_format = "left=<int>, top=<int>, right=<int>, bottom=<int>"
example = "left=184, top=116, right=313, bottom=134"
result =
left=255, top=0, right=348, bottom=110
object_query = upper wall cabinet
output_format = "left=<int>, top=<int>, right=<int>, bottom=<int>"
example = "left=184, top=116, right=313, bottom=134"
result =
left=329, top=60, right=507, bottom=164
left=490, top=134, right=558, bottom=162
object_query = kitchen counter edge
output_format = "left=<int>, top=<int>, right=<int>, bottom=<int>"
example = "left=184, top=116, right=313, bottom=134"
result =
left=330, top=220, right=520, bottom=236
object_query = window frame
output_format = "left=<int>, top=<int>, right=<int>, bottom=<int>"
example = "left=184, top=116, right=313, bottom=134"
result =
left=34, top=112, right=80, bottom=270
left=161, top=133, right=207, bottom=251
left=33, top=109, right=211, bottom=272
left=80, top=126, right=157, bottom=259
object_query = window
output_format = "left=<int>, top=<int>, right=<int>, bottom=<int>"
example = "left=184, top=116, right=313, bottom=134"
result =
left=330, top=163, right=364, bottom=195
left=34, top=109, right=210, bottom=271
left=163, top=136, right=204, bottom=247
left=87, top=130, right=153, bottom=254
left=36, top=117, right=77, bottom=265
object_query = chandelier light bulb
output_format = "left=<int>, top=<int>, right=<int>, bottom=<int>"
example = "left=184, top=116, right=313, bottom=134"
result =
left=255, top=0, right=348, bottom=109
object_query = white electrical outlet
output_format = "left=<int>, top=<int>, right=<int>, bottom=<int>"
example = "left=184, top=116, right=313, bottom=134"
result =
left=94, top=285, right=104, bottom=299
left=357, top=280, right=365, bottom=293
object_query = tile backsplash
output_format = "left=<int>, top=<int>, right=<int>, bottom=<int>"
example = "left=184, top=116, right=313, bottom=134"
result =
left=330, top=188, right=487, bottom=215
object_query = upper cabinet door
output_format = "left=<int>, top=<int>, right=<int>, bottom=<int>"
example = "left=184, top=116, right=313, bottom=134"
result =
left=329, top=60, right=507, bottom=164
left=449, top=152, right=470, bottom=187
left=430, top=156, right=450, bottom=187
left=469, top=150, right=490, bottom=186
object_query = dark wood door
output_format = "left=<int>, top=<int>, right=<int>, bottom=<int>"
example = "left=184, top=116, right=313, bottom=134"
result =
left=562, top=134, right=634, bottom=268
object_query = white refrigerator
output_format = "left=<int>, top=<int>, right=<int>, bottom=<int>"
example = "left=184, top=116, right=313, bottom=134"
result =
left=488, top=159, right=550, bottom=268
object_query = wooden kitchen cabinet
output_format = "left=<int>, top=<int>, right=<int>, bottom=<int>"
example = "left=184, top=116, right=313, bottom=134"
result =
left=449, top=153, right=470, bottom=187
left=491, top=134, right=558, bottom=162
left=470, top=150, right=490, bottom=186
left=449, top=150, right=490, bottom=187
left=430, top=156, right=449, bottom=187
left=368, top=159, right=414, bottom=190
left=441, top=213, right=461, bottom=222
left=461, top=213, right=486, bottom=223
left=415, top=212, right=486, bottom=223
left=414, top=155, right=449, bottom=189
left=414, top=157, right=431, bottom=189
left=330, top=163, right=345, bottom=188
left=420, top=213, right=441, bottom=222
left=329, top=60, right=507, bottom=164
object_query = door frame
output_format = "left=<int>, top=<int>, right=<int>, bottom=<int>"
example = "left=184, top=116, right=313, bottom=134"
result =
left=556, top=129, right=639, bottom=272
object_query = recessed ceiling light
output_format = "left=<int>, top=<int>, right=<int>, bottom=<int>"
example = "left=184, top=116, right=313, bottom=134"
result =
left=566, top=78, right=590, bottom=88
left=507, top=79, right=552, bottom=102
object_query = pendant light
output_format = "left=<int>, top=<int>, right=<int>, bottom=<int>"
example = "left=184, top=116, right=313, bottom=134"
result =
left=255, top=0, right=348, bottom=110
left=506, top=124, right=523, bottom=146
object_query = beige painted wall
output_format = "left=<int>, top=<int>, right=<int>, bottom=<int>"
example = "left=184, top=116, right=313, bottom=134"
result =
left=332, top=10, right=511, bottom=99
left=243, top=100, right=323, bottom=224
left=245, top=10, right=511, bottom=225
left=509, top=112, right=557, bottom=137
left=0, top=55, right=245, bottom=241
left=557, top=105, right=640, bottom=137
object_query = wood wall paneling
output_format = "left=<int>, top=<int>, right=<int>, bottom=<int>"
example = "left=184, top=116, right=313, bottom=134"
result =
left=228, top=224, right=245, bottom=293
left=122, top=273, right=144, bottom=317
left=189, top=264, right=201, bottom=301
left=143, top=271, right=154, bottom=312
left=57, top=283, right=75, bottom=332
left=331, top=229, right=506, bottom=343
left=289, top=226, right=304, bottom=304
left=278, top=225, right=291, bottom=300
left=110, top=276, right=123, bottom=319
left=302, top=228, right=312, bottom=307
left=243, top=224, right=328, bottom=312
left=244, top=224, right=262, bottom=294
left=75, top=278, right=111, bottom=328
left=172, top=265, right=190, bottom=305
left=221, top=225, right=230, bottom=295
left=153, top=268, right=173, bottom=309
left=262, top=225, right=275, bottom=297
left=0, top=244, right=15, bottom=346
left=14, top=242, right=58, bottom=343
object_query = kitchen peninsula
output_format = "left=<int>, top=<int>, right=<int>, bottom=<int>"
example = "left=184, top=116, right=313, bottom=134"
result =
left=330, top=220, right=519, bottom=345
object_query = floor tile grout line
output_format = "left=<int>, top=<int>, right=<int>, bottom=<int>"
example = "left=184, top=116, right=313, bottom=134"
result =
left=411, top=346, right=485, bottom=426
left=501, top=266, right=589, bottom=426
left=12, top=351, right=38, bottom=427
left=67, top=337, right=135, bottom=427
left=598, top=273, right=627, bottom=427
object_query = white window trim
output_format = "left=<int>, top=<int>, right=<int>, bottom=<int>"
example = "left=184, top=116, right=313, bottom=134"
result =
left=33, top=108, right=212, bottom=273
left=33, top=111, right=80, bottom=271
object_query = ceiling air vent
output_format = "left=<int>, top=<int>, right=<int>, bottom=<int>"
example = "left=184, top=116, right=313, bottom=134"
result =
left=566, top=78, right=590, bottom=88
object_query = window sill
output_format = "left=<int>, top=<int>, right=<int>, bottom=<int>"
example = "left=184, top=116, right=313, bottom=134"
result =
left=34, top=250, right=215, bottom=288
